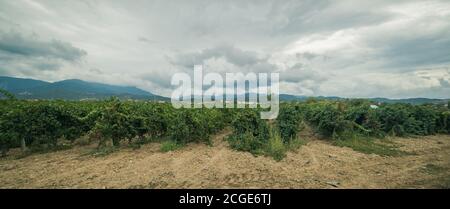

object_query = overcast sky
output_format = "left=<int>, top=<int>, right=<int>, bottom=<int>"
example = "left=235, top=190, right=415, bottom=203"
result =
left=0, top=0, right=449, bottom=99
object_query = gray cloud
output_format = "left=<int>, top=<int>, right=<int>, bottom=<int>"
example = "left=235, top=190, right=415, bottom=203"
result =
left=88, top=68, right=103, bottom=74
left=281, top=63, right=328, bottom=84
left=268, top=0, right=398, bottom=36
left=0, top=0, right=449, bottom=98
left=138, top=37, right=157, bottom=44
left=0, top=30, right=86, bottom=61
left=170, top=44, right=268, bottom=68
left=0, top=29, right=87, bottom=77
left=140, top=70, right=175, bottom=89
left=296, top=53, right=318, bottom=61
left=439, top=78, right=450, bottom=88
left=376, top=36, right=450, bottom=71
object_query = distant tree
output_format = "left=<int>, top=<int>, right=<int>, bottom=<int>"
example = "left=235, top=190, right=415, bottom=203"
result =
left=0, top=88, right=16, bottom=100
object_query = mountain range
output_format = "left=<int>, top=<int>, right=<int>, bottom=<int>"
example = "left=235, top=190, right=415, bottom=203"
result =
left=278, top=94, right=449, bottom=105
left=0, top=76, right=448, bottom=104
left=0, top=76, right=168, bottom=101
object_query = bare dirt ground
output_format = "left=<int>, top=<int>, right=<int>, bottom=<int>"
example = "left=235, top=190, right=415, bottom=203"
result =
left=1, top=130, right=449, bottom=189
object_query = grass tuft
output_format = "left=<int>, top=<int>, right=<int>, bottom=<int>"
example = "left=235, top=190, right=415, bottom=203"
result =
left=264, top=128, right=287, bottom=161
left=287, top=138, right=307, bottom=152
left=160, top=141, right=181, bottom=152
left=421, top=164, right=447, bottom=175
left=333, top=137, right=409, bottom=157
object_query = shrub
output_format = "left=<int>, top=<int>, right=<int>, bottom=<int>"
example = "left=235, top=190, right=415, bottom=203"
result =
left=227, top=131, right=262, bottom=154
left=377, top=104, right=411, bottom=136
left=91, top=98, right=134, bottom=147
left=409, top=105, right=439, bottom=135
left=160, top=141, right=181, bottom=152
left=231, top=109, right=269, bottom=143
left=226, top=109, right=273, bottom=156
left=277, top=104, right=302, bottom=143
left=264, top=129, right=286, bottom=161
left=169, top=109, right=210, bottom=144
left=306, top=102, right=350, bottom=137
